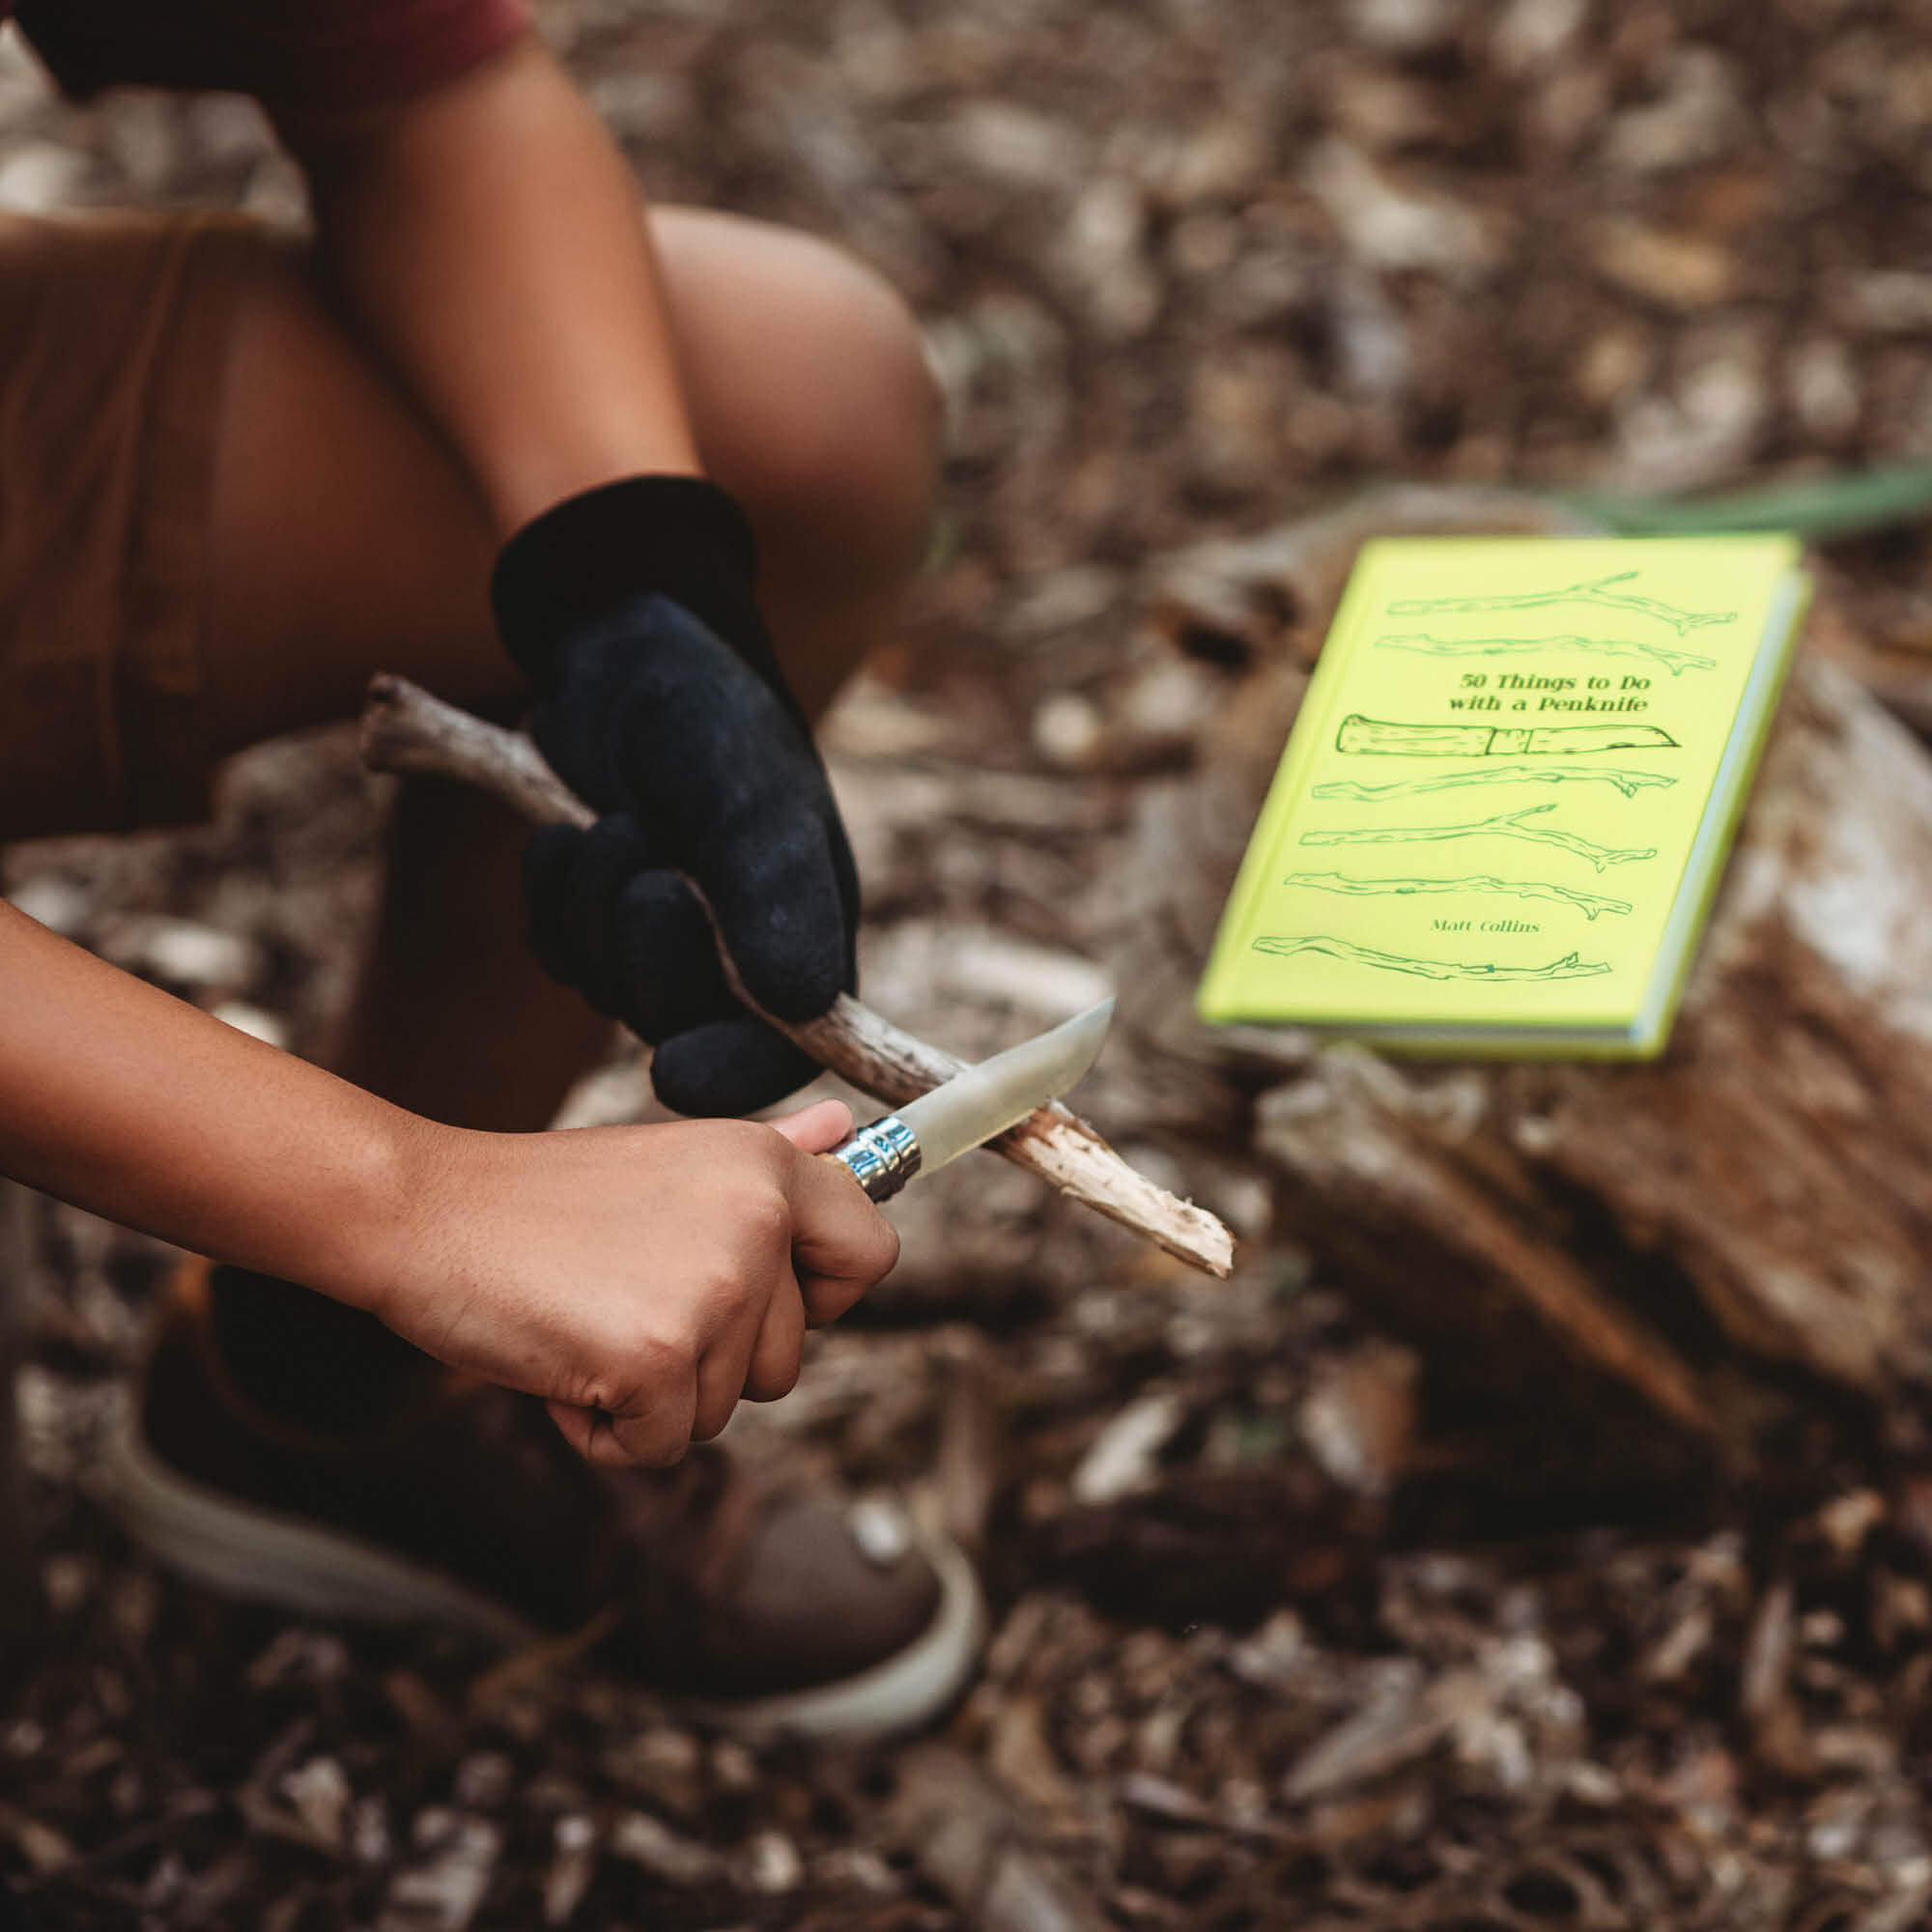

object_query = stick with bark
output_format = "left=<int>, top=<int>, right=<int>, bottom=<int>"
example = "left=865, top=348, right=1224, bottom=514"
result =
left=359, top=674, right=1235, bottom=1278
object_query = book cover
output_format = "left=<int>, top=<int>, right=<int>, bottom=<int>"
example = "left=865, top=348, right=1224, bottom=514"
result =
left=1195, top=534, right=1812, bottom=1056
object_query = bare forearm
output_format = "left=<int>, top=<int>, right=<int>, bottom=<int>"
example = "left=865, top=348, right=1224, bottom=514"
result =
left=0, top=902, right=419, bottom=1304
left=282, top=32, right=699, bottom=537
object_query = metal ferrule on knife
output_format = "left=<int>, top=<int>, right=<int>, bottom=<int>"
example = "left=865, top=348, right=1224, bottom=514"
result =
left=831, top=1115, right=923, bottom=1203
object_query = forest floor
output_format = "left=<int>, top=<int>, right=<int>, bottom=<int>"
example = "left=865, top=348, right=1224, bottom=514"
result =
left=10, top=2, right=1932, bottom=1926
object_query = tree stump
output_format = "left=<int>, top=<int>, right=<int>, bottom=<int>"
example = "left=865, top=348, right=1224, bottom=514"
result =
left=1119, top=487, right=1932, bottom=1487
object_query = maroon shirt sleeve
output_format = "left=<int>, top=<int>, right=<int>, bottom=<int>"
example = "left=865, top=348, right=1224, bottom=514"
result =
left=12, top=0, right=535, bottom=112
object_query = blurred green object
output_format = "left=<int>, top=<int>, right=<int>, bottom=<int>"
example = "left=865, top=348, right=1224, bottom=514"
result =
left=1555, top=464, right=1932, bottom=542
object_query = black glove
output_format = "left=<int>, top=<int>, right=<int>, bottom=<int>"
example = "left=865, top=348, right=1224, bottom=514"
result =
left=492, top=475, right=859, bottom=1118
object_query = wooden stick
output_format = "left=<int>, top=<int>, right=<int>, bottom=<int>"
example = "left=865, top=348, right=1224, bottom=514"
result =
left=359, top=674, right=1235, bottom=1278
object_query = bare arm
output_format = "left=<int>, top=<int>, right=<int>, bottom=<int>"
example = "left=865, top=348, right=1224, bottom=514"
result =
left=0, top=900, right=416, bottom=1297
left=0, top=900, right=896, bottom=1464
left=277, top=30, right=702, bottom=534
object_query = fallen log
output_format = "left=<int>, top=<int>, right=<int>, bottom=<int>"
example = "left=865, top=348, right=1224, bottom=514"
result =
left=1126, top=486, right=1932, bottom=1479
left=358, top=675, right=1234, bottom=1279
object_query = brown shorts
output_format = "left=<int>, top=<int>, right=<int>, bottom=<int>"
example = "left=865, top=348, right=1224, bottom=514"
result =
left=0, top=210, right=269, bottom=838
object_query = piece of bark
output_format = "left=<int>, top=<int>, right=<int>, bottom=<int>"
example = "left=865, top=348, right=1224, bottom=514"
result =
left=358, top=675, right=1233, bottom=1278
left=884, top=1741, right=1114, bottom=1932
left=923, top=1327, right=1002, bottom=1556
left=1037, top=1465, right=1378, bottom=1630
left=1280, top=1659, right=1453, bottom=1803
left=1130, top=484, right=1932, bottom=1475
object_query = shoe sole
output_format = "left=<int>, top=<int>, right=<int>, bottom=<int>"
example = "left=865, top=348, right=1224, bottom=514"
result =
left=96, top=1406, right=984, bottom=1740
left=97, top=1406, right=540, bottom=1646
left=679, top=1532, right=985, bottom=1741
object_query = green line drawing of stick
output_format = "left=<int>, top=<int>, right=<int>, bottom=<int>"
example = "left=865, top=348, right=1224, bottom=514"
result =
left=1251, top=935, right=1611, bottom=980
left=1281, top=871, right=1634, bottom=920
left=1335, top=715, right=1680, bottom=757
left=1299, top=803, right=1655, bottom=872
left=1313, top=765, right=1677, bottom=802
left=1384, top=571, right=1734, bottom=636
left=1377, top=631, right=1715, bottom=677
left=1376, top=632, right=1717, bottom=676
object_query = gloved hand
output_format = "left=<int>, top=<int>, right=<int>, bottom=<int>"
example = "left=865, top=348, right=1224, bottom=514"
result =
left=491, top=475, right=859, bottom=1118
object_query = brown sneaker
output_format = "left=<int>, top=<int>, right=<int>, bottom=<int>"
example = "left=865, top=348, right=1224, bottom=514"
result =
left=98, top=1261, right=983, bottom=1738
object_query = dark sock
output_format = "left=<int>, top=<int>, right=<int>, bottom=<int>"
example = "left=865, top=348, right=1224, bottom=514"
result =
left=207, top=1264, right=436, bottom=1432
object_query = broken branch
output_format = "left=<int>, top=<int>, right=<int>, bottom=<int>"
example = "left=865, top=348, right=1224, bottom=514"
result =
left=359, top=674, right=1234, bottom=1278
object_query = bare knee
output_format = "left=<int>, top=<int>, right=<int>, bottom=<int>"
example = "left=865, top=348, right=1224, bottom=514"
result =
left=657, top=215, right=944, bottom=604
left=749, top=243, right=943, bottom=590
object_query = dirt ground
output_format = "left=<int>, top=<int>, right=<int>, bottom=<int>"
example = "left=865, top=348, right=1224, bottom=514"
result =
left=9, top=2, right=1932, bottom=1926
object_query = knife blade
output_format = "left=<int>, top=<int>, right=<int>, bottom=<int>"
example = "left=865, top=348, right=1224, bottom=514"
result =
left=829, top=998, right=1114, bottom=1203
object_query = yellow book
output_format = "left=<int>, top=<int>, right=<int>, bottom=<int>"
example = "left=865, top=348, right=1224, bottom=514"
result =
left=1195, top=534, right=1811, bottom=1057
